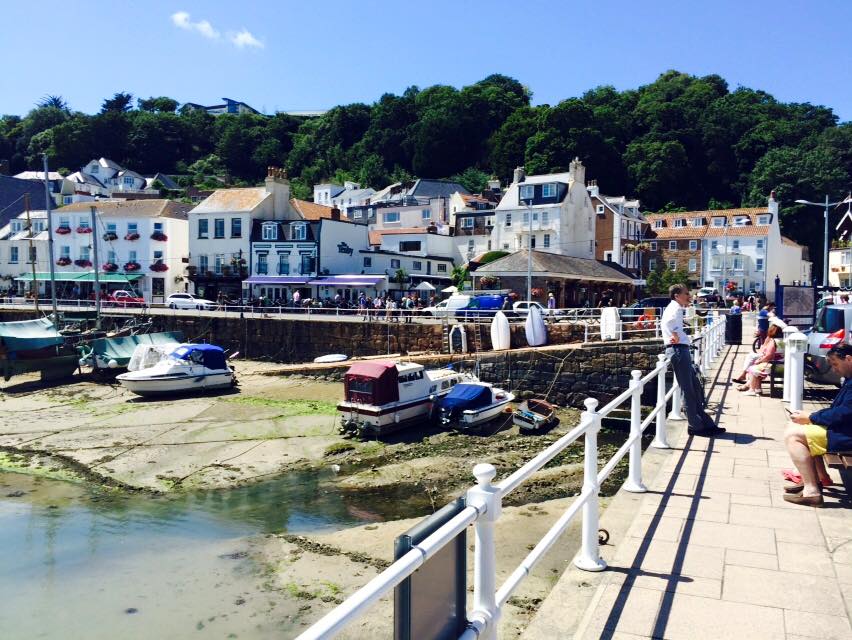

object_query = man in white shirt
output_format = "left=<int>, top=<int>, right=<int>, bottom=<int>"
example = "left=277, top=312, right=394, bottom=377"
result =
left=663, top=284, right=725, bottom=437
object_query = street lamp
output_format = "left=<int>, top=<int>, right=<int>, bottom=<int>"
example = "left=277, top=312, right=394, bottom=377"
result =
left=795, top=195, right=845, bottom=287
left=523, top=197, right=533, bottom=301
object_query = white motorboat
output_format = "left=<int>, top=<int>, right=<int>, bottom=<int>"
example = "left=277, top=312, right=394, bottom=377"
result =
left=338, top=361, right=475, bottom=438
left=116, top=344, right=235, bottom=397
left=439, top=382, right=515, bottom=430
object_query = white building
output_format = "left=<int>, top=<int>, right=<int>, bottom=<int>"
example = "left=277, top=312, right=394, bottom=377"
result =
left=313, top=182, right=375, bottom=217
left=12, top=171, right=93, bottom=207
left=0, top=200, right=190, bottom=302
left=587, top=181, right=648, bottom=276
left=492, top=160, right=596, bottom=260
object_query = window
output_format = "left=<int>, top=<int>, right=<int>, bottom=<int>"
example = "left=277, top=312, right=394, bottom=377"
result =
left=668, top=259, right=677, bottom=270
left=262, top=224, right=277, bottom=240
left=732, top=240, right=740, bottom=250
left=391, top=259, right=400, bottom=268
left=78, top=218, right=90, bottom=230
left=467, top=239, right=474, bottom=252
left=674, top=219, right=685, bottom=228
left=669, top=241, right=677, bottom=250
left=688, top=258, right=697, bottom=272
left=353, top=210, right=362, bottom=219
left=648, top=258, right=657, bottom=271
left=502, top=243, right=509, bottom=250
left=712, top=217, right=725, bottom=227
left=10, top=220, right=22, bottom=233
left=60, top=246, right=70, bottom=259
left=692, top=218, right=704, bottom=227
left=413, top=260, right=422, bottom=270
left=28, top=246, right=37, bottom=263
left=711, top=240, right=718, bottom=250
left=505, top=213, right=512, bottom=227
left=461, top=217, right=474, bottom=228
left=278, top=254, right=289, bottom=275
left=383, top=211, right=400, bottom=224
left=129, top=250, right=137, bottom=262
left=756, top=258, right=764, bottom=271
left=757, top=215, right=770, bottom=225
left=153, top=250, right=163, bottom=261
left=59, top=216, right=70, bottom=228
left=123, top=176, right=133, bottom=185
left=523, top=211, right=529, bottom=223
left=542, top=211, right=549, bottom=225
left=292, top=224, right=306, bottom=241
left=257, top=254, right=268, bottom=274
left=90, top=165, right=98, bottom=174
left=543, top=233, right=551, bottom=248
left=596, top=204, right=605, bottom=214
left=214, top=219, right=225, bottom=238
left=650, top=241, right=658, bottom=251
left=198, top=219, right=208, bottom=238
left=63, top=196, right=72, bottom=205
left=756, top=239, right=764, bottom=249
left=231, top=218, right=242, bottom=238
left=105, top=223, right=116, bottom=235
left=437, top=263, right=447, bottom=273
left=399, top=241, right=421, bottom=252
left=363, top=257, right=372, bottom=268
left=734, top=216, right=748, bottom=226
left=9, top=246, right=19, bottom=263
left=530, top=235, right=536, bottom=249
left=654, top=220, right=664, bottom=229
left=689, top=240, right=698, bottom=250
left=542, top=183, right=556, bottom=197
left=107, top=250, right=116, bottom=264
left=422, top=209, right=431, bottom=220
left=733, top=257, right=743, bottom=270
left=153, top=222, right=163, bottom=233
left=80, top=246, right=90, bottom=261
left=520, top=184, right=534, bottom=201
left=214, top=255, right=223, bottom=275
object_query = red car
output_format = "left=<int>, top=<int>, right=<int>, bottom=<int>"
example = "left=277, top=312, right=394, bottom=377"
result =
left=103, top=290, right=146, bottom=307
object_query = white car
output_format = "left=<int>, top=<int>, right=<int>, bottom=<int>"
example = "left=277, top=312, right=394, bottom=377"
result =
left=423, top=294, right=471, bottom=318
left=166, top=292, right=217, bottom=310
left=513, top=300, right=564, bottom=321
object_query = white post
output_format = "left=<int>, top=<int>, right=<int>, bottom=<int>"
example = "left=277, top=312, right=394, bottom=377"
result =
left=652, top=354, right=670, bottom=449
left=467, top=463, right=501, bottom=640
left=668, top=380, right=685, bottom=421
left=790, top=349, right=804, bottom=411
left=624, top=370, right=647, bottom=493
left=782, top=325, right=795, bottom=402
left=574, top=398, right=607, bottom=572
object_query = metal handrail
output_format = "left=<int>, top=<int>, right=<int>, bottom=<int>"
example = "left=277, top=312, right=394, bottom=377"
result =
left=297, top=316, right=727, bottom=640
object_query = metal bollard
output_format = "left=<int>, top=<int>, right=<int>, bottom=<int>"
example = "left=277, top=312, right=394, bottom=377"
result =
left=467, top=463, right=501, bottom=640
left=782, top=325, right=795, bottom=402
left=652, top=354, right=670, bottom=449
left=624, top=370, right=647, bottom=493
left=574, top=398, right=607, bottom=572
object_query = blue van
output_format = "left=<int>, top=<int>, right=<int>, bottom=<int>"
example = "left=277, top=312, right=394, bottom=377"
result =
left=455, top=295, right=512, bottom=320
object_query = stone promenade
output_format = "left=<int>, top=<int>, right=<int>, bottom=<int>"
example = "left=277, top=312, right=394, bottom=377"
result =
left=524, top=341, right=851, bottom=640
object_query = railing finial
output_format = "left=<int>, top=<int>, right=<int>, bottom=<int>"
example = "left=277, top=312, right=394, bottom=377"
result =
left=583, top=397, right=599, bottom=413
left=473, top=463, right=497, bottom=486
left=631, top=369, right=642, bottom=381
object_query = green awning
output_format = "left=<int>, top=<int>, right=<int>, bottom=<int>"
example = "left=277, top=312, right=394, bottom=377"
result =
left=14, top=272, right=143, bottom=283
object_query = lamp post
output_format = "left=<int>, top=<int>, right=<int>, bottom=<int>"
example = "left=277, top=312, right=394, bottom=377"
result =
left=523, top=198, right=533, bottom=301
left=795, top=195, right=844, bottom=288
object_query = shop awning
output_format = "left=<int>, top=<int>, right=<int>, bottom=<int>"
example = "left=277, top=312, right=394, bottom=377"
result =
left=243, top=276, right=310, bottom=285
left=15, top=271, right=143, bottom=283
left=308, top=275, right=386, bottom=287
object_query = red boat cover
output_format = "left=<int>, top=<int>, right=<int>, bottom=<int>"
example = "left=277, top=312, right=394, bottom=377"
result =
left=344, top=361, right=399, bottom=404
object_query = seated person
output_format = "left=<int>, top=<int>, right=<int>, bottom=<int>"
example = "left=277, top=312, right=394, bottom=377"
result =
left=738, top=324, right=781, bottom=395
left=784, top=344, right=852, bottom=506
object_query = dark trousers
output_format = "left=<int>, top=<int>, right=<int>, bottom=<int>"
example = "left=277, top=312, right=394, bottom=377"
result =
left=667, top=344, right=707, bottom=430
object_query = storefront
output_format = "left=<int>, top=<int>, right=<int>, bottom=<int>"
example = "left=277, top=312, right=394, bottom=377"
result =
left=14, top=272, right=144, bottom=300
left=307, top=275, right=387, bottom=302
left=242, top=276, right=311, bottom=303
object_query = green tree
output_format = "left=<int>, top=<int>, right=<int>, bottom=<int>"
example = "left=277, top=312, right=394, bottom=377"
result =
left=646, top=265, right=692, bottom=295
left=101, top=92, right=134, bottom=113
left=137, top=96, right=179, bottom=113
left=451, top=167, right=490, bottom=193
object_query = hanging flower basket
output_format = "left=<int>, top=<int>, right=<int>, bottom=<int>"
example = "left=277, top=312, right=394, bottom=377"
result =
left=102, top=262, right=119, bottom=272
left=637, top=242, right=651, bottom=252
left=150, top=231, right=168, bottom=241
left=103, top=231, right=118, bottom=241
left=123, top=261, right=141, bottom=272
left=479, top=275, right=498, bottom=288
left=55, top=226, right=71, bottom=235
left=125, top=232, right=140, bottom=241
left=56, top=257, right=72, bottom=266
left=76, top=226, right=93, bottom=234
left=150, top=262, right=168, bottom=272
left=725, top=281, right=737, bottom=292
left=74, top=259, right=93, bottom=268
left=623, top=243, right=637, bottom=252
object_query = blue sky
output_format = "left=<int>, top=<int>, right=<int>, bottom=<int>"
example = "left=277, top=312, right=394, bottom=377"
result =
left=2, top=0, right=851, bottom=120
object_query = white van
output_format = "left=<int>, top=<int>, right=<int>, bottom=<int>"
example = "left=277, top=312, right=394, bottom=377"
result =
left=423, top=294, right=471, bottom=318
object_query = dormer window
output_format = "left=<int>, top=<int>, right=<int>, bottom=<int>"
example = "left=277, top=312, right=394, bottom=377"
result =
left=90, top=165, right=98, bottom=174
left=673, top=218, right=686, bottom=228
left=596, top=204, right=605, bottom=215
left=712, top=217, right=725, bottom=227
left=757, top=215, right=770, bottom=225
left=519, top=185, right=534, bottom=201
left=654, top=220, right=664, bottom=229
left=461, top=217, right=474, bottom=228
left=691, top=218, right=704, bottom=227
left=262, top=223, right=277, bottom=241
left=542, top=183, right=556, bottom=198
left=291, top=223, right=306, bottom=241
left=733, top=216, right=749, bottom=227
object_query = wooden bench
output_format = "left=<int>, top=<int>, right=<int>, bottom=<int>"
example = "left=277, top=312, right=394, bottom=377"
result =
left=768, top=355, right=785, bottom=398
left=825, top=452, right=852, bottom=470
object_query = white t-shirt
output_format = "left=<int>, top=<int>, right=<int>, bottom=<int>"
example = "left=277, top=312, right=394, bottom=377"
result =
left=661, top=299, right=691, bottom=345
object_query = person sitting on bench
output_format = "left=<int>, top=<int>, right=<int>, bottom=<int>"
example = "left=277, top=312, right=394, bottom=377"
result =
left=784, top=344, right=852, bottom=506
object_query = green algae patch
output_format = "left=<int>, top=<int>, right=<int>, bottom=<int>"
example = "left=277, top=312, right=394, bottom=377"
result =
left=0, top=450, right=85, bottom=484
left=224, top=397, right=337, bottom=417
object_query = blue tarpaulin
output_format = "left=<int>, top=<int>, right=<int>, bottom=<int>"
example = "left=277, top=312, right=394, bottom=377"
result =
left=170, top=344, right=227, bottom=370
left=440, top=383, right=492, bottom=412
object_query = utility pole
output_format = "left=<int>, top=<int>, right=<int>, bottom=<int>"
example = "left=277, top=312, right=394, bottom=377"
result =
left=24, top=194, right=39, bottom=312
left=525, top=199, right=533, bottom=301
left=795, top=195, right=844, bottom=288
left=90, top=206, right=101, bottom=329
left=43, top=154, right=58, bottom=323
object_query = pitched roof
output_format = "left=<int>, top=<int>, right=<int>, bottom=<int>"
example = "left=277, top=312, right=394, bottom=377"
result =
left=58, top=199, right=191, bottom=220
left=496, top=172, right=573, bottom=209
left=0, top=176, right=49, bottom=228
left=646, top=208, right=772, bottom=238
left=14, top=171, right=64, bottom=181
left=290, top=198, right=334, bottom=220
left=408, top=178, right=469, bottom=199
left=191, top=187, right=270, bottom=213
left=475, top=249, right=634, bottom=284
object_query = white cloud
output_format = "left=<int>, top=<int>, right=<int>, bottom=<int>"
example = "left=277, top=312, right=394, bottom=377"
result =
left=170, top=11, right=221, bottom=41
left=230, top=28, right=264, bottom=49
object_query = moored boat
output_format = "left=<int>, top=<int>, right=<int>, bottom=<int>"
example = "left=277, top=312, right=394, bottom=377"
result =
left=513, top=398, right=557, bottom=433
left=338, top=361, right=474, bottom=438
left=439, top=382, right=515, bottom=430
left=116, top=344, right=235, bottom=396
left=78, top=331, right=184, bottom=371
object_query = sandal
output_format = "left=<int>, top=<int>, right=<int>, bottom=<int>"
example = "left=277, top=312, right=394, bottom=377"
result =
left=737, top=384, right=750, bottom=392
left=783, top=493, right=823, bottom=507
left=785, top=481, right=824, bottom=494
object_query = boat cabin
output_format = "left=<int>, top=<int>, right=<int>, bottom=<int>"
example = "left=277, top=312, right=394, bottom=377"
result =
left=343, top=360, right=461, bottom=406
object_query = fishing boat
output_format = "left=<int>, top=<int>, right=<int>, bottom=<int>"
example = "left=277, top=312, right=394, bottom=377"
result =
left=338, top=361, right=475, bottom=438
left=78, top=331, right=184, bottom=372
left=513, top=398, right=557, bottom=433
left=439, top=382, right=515, bottom=430
left=0, top=317, right=78, bottom=381
left=116, top=344, right=235, bottom=397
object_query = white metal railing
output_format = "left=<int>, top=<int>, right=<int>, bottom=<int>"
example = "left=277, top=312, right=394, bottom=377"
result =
left=298, top=316, right=727, bottom=640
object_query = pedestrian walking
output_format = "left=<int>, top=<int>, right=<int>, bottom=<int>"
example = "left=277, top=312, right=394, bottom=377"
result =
left=547, top=292, right=556, bottom=322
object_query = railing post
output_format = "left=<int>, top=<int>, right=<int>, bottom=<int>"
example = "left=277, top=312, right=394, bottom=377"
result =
left=668, top=379, right=685, bottom=421
left=574, top=398, right=607, bottom=572
left=624, top=370, right=647, bottom=493
left=652, top=354, right=670, bottom=449
left=467, top=463, right=501, bottom=640
left=782, top=325, right=795, bottom=402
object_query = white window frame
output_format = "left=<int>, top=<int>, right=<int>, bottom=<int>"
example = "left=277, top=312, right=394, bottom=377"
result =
left=674, top=218, right=685, bottom=228
left=383, top=211, right=400, bottom=224
left=262, top=224, right=277, bottom=241
left=596, top=204, right=605, bottom=214
left=542, top=183, right=556, bottom=198
left=650, top=241, right=658, bottom=251
left=353, top=210, right=363, bottom=219
left=734, top=216, right=748, bottom=227
left=543, top=233, right=550, bottom=248
left=668, top=259, right=677, bottom=270
left=648, top=258, right=657, bottom=271
left=437, top=263, right=447, bottom=273
left=688, top=258, right=697, bottom=272
left=519, top=185, right=534, bottom=201
left=712, top=217, right=725, bottom=227
left=542, top=211, right=549, bottom=225
left=9, top=246, right=18, bottom=263
left=669, top=240, right=677, bottom=250
left=78, top=218, right=90, bottom=230
left=732, top=240, right=740, bottom=250
left=292, top=223, right=306, bottom=241
left=756, top=258, right=764, bottom=271
left=60, top=245, right=70, bottom=259
left=756, top=239, right=764, bottom=249
left=461, top=217, right=474, bottom=228
left=654, top=220, right=664, bottom=229
left=689, top=240, right=698, bottom=250
left=757, top=215, right=770, bottom=225
left=390, top=259, right=400, bottom=269
left=127, top=222, right=138, bottom=235
left=421, top=209, right=431, bottom=220
left=505, top=213, right=512, bottom=227
left=691, top=218, right=703, bottom=227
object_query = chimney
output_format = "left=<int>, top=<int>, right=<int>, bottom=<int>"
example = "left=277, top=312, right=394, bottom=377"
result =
left=587, top=179, right=599, bottom=198
left=265, top=166, right=292, bottom=220
left=330, top=206, right=341, bottom=221
left=487, top=176, right=501, bottom=192
left=569, top=157, right=586, bottom=185
left=512, top=166, right=525, bottom=184
left=768, top=190, right=779, bottom=216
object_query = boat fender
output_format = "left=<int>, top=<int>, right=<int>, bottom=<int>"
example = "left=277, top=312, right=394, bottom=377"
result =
left=394, top=413, right=400, bottom=423
left=108, top=359, right=119, bottom=369
left=78, top=358, right=88, bottom=367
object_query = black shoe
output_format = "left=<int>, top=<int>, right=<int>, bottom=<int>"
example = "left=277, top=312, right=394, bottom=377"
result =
left=688, top=426, right=727, bottom=437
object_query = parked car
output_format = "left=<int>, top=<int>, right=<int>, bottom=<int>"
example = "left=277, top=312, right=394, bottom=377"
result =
left=455, top=294, right=513, bottom=320
left=103, top=290, right=145, bottom=307
left=806, top=303, right=852, bottom=386
left=166, top=292, right=217, bottom=310
left=696, top=287, right=721, bottom=305
left=422, top=294, right=471, bottom=318
left=512, top=300, right=565, bottom=321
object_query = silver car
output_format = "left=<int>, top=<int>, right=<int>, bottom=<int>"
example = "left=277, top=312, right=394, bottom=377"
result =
left=806, top=303, right=852, bottom=386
